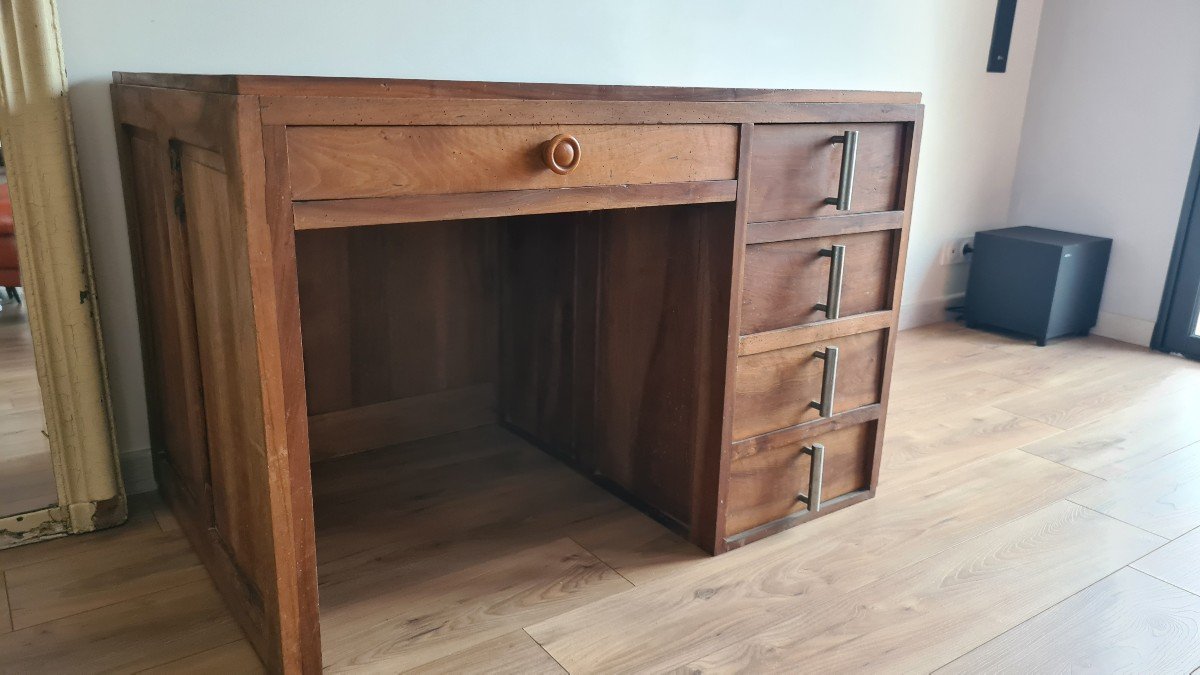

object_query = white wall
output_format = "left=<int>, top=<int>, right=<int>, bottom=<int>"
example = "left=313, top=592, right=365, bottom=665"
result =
left=56, top=0, right=1044, bottom=485
left=1010, top=0, right=1200, bottom=346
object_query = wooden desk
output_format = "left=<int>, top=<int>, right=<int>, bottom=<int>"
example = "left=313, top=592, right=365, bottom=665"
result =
left=112, top=74, right=922, bottom=673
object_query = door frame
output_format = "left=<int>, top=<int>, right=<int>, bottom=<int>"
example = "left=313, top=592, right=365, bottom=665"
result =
left=0, top=0, right=124, bottom=545
left=1152, top=124, right=1200, bottom=359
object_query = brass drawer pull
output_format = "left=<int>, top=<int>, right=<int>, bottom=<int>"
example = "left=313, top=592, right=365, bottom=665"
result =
left=542, top=133, right=582, bottom=174
left=815, top=244, right=846, bottom=319
left=796, top=443, right=825, bottom=513
left=809, top=346, right=839, bottom=418
left=824, top=130, right=859, bottom=211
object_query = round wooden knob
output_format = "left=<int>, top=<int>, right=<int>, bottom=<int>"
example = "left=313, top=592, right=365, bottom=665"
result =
left=542, top=134, right=581, bottom=174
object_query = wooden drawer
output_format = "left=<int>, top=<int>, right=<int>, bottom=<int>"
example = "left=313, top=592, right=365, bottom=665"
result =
left=725, top=421, right=875, bottom=536
left=733, top=328, right=886, bottom=440
left=747, top=123, right=905, bottom=223
left=286, top=124, right=740, bottom=200
left=740, top=229, right=897, bottom=335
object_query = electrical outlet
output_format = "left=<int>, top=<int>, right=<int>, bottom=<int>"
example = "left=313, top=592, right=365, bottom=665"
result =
left=940, top=237, right=974, bottom=265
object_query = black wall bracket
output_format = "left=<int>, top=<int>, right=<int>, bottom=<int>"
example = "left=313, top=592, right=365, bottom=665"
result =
left=988, top=0, right=1018, bottom=73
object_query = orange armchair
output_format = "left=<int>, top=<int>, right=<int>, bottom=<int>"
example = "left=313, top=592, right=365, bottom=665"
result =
left=0, top=183, right=22, bottom=296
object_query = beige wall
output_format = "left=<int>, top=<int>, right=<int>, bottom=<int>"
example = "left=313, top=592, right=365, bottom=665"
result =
left=56, top=0, right=1044, bottom=488
left=1010, top=0, right=1200, bottom=346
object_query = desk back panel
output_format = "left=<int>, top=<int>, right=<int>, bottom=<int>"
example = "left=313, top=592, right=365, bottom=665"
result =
left=297, top=220, right=500, bottom=460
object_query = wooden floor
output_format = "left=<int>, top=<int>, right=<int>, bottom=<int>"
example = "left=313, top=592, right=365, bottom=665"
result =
left=3, top=322, right=1200, bottom=672
left=0, top=296, right=57, bottom=517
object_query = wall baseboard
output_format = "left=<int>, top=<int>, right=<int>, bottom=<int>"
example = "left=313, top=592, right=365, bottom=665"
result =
left=898, top=293, right=965, bottom=331
left=119, top=450, right=156, bottom=495
left=1092, top=311, right=1155, bottom=347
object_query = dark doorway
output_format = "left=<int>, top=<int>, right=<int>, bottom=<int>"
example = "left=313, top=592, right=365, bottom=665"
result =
left=1155, top=128, right=1200, bottom=360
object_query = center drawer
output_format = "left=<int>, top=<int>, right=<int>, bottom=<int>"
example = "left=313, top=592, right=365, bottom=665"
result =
left=286, top=124, right=740, bottom=201
left=732, top=328, right=886, bottom=440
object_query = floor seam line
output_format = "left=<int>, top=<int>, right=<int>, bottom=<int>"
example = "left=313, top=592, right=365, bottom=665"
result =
left=931, top=565, right=1130, bottom=673
left=1068, top=501, right=1171, bottom=542
left=3, top=572, right=208, bottom=634
left=523, top=627, right=571, bottom=674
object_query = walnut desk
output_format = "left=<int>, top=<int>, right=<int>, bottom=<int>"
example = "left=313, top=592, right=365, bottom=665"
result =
left=112, top=74, right=922, bottom=672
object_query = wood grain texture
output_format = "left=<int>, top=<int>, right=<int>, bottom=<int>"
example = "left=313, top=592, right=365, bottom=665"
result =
left=287, top=124, right=738, bottom=200
left=1133, top=526, right=1200, bottom=596
left=881, top=404, right=1059, bottom=488
left=409, top=631, right=565, bottom=675
left=704, top=122, right=754, bottom=553
left=733, top=328, right=886, bottom=439
left=114, top=73, right=921, bottom=104
left=0, top=579, right=244, bottom=673
left=307, top=384, right=498, bottom=461
left=939, top=568, right=1200, bottom=674
left=296, top=219, right=499, bottom=416
left=259, top=97, right=924, bottom=127
left=1021, top=384, right=1200, bottom=479
left=119, top=128, right=210, bottom=515
left=740, top=228, right=896, bottom=334
left=747, top=123, right=906, bottom=223
left=141, top=640, right=265, bottom=674
left=526, top=450, right=1100, bottom=672
left=113, top=75, right=927, bottom=669
left=725, top=421, right=874, bottom=535
left=292, top=180, right=737, bottom=230
left=593, top=203, right=735, bottom=527
left=176, top=141, right=281, bottom=618
left=499, top=215, right=579, bottom=456
left=4, top=524, right=205, bottom=629
left=990, top=348, right=1200, bottom=431
left=738, top=310, right=892, bottom=356
left=321, top=538, right=630, bottom=672
left=115, top=87, right=323, bottom=673
left=1070, top=444, right=1200, bottom=538
left=567, top=509, right=706, bottom=586
left=683, top=503, right=1163, bottom=673
left=745, top=210, right=903, bottom=244
left=11, top=325, right=1200, bottom=670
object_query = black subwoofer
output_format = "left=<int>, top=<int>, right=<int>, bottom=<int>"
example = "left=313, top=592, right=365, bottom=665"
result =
left=965, top=226, right=1112, bottom=346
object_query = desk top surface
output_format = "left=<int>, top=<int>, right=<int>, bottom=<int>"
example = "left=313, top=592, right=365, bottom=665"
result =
left=113, top=73, right=921, bottom=105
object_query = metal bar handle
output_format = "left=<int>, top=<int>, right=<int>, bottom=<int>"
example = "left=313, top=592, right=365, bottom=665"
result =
left=796, top=443, right=825, bottom=513
left=809, top=345, right=839, bottom=418
left=815, top=244, right=846, bottom=319
left=824, top=130, right=859, bottom=211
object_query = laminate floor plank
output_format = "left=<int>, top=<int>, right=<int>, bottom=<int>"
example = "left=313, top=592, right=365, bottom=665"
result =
left=567, top=508, right=705, bottom=585
left=880, top=404, right=1060, bottom=488
left=992, top=357, right=1200, bottom=431
left=6, top=323, right=1200, bottom=671
left=938, top=567, right=1200, bottom=674
left=5, top=524, right=206, bottom=629
left=1021, top=385, right=1200, bottom=479
left=526, top=450, right=1099, bottom=672
left=320, top=537, right=631, bottom=672
left=138, top=639, right=265, bottom=674
left=1133, top=526, right=1200, bottom=596
left=1070, top=444, right=1200, bottom=538
left=0, top=499, right=158, bottom=572
left=0, top=578, right=244, bottom=673
left=409, top=630, right=566, bottom=675
left=683, top=503, right=1163, bottom=673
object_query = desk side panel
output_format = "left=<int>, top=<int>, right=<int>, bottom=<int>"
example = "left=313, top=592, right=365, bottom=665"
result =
left=112, top=84, right=320, bottom=673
